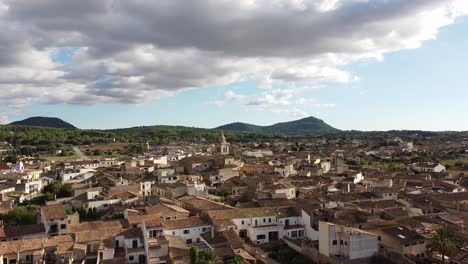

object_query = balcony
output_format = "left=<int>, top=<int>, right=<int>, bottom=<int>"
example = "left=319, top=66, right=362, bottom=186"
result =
left=148, top=237, right=168, bottom=248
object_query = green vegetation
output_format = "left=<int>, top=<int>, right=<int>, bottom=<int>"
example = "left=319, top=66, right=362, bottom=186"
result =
left=190, top=247, right=199, bottom=264
left=265, top=244, right=314, bottom=264
left=43, top=181, right=73, bottom=198
left=426, top=227, right=458, bottom=264
left=10, top=116, right=77, bottom=129
left=20, top=181, right=73, bottom=206
left=0, top=124, right=273, bottom=156
left=208, top=189, right=231, bottom=197
left=190, top=247, right=222, bottom=264
left=72, top=207, right=99, bottom=221
left=0, top=205, right=38, bottom=226
left=441, top=159, right=468, bottom=167
left=227, top=256, right=244, bottom=264
left=217, top=116, right=340, bottom=135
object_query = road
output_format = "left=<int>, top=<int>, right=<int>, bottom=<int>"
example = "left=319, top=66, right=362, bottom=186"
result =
left=72, top=146, right=90, bottom=160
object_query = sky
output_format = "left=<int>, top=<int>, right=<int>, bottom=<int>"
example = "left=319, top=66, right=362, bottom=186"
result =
left=0, top=0, right=467, bottom=131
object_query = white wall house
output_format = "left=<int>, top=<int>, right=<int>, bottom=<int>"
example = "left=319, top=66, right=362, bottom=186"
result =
left=141, top=221, right=169, bottom=264
left=61, top=168, right=95, bottom=182
left=274, top=164, right=297, bottom=177
left=163, top=217, right=211, bottom=244
left=319, top=221, right=378, bottom=261
left=411, top=163, right=446, bottom=173
left=299, top=209, right=319, bottom=241
left=40, top=205, right=69, bottom=236
left=208, top=208, right=304, bottom=245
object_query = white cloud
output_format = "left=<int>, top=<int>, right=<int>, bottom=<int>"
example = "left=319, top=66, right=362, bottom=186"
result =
left=247, top=89, right=296, bottom=107
left=205, top=90, right=246, bottom=106
left=0, top=0, right=466, bottom=120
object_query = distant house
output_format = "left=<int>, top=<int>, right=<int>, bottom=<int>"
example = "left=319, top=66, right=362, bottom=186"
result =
left=411, top=162, right=446, bottom=173
left=207, top=207, right=304, bottom=245
left=163, top=217, right=211, bottom=244
left=377, top=225, right=427, bottom=259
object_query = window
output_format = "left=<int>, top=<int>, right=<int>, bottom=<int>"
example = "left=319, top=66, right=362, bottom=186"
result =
left=404, top=244, right=410, bottom=247
left=186, top=239, right=192, bottom=244
left=202, top=227, right=207, bottom=232
left=241, top=220, right=244, bottom=225
left=26, top=255, right=31, bottom=261
left=183, top=229, right=190, bottom=234
left=257, top=235, right=266, bottom=240
left=263, top=218, right=266, bottom=223
left=60, top=224, right=67, bottom=230
left=172, top=231, right=175, bottom=235
left=378, top=236, right=381, bottom=241
left=332, top=240, right=337, bottom=245
left=129, top=256, right=134, bottom=261
left=340, top=240, right=343, bottom=245
left=268, top=218, right=271, bottom=223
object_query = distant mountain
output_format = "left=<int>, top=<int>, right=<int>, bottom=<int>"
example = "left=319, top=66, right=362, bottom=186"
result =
left=217, top=116, right=339, bottom=135
left=9, top=117, right=77, bottom=129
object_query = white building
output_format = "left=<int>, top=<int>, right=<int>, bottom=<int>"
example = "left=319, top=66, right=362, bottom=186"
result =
left=40, top=205, right=69, bottom=236
left=207, top=207, right=305, bottom=245
left=319, top=221, right=378, bottom=261
left=411, top=162, right=446, bottom=173
left=60, top=168, right=96, bottom=182
left=274, top=164, right=297, bottom=178
left=163, top=217, right=211, bottom=244
left=141, top=220, right=169, bottom=264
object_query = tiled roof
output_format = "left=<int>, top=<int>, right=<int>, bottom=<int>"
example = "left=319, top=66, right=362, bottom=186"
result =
left=0, top=224, right=45, bottom=239
left=163, top=216, right=209, bottom=230
left=0, top=163, right=10, bottom=170
left=41, top=204, right=67, bottom=220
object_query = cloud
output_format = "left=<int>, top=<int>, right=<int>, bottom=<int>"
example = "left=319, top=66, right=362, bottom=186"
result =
left=247, top=89, right=297, bottom=107
left=205, top=90, right=246, bottom=106
left=0, top=0, right=467, bottom=118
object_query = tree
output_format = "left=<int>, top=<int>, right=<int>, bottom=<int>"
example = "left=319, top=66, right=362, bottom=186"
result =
left=199, top=250, right=222, bottom=264
left=227, top=256, right=244, bottom=264
left=0, top=205, right=38, bottom=226
left=190, top=247, right=199, bottom=264
left=426, top=227, right=458, bottom=263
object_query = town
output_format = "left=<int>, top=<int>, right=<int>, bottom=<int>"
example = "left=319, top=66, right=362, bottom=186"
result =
left=0, top=130, right=467, bottom=264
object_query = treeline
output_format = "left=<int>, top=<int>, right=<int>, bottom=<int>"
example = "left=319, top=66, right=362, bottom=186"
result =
left=0, top=125, right=275, bottom=156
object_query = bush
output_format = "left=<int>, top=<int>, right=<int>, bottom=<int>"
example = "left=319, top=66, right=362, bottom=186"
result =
left=0, top=206, right=38, bottom=226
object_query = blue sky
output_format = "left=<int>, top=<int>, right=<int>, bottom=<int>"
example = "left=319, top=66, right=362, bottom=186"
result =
left=18, top=17, right=467, bottom=131
left=1, top=1, right=467, bottom=131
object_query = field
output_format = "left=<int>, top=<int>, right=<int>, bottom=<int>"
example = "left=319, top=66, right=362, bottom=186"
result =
left=441, top=158, right=468, bottom=166
left=39, top=155, right=78, bottom=162
left=79, top=143, right=128, bottom=152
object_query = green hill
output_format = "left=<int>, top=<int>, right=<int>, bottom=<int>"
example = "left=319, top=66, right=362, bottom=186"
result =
left=217, top=116, right=340, bottom=135
left=10, top=117, right=77, bottom=129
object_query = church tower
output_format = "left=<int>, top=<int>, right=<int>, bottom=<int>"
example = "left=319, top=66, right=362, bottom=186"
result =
left=217, top=131, right=230, bottom=155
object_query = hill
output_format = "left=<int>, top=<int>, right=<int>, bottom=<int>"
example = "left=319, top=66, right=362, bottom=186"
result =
left=217, top=116, right=339, bottom=135
left=9, top=117, right=77, bottom=129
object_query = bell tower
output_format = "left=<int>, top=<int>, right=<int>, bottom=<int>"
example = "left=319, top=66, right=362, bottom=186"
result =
left=217, top=131, right=230, bottom=155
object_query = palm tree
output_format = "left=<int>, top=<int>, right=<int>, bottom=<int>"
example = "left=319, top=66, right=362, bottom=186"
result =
left=199, top=250, right=223, bottom=264
left=426, top=227, right=457, bottom=263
